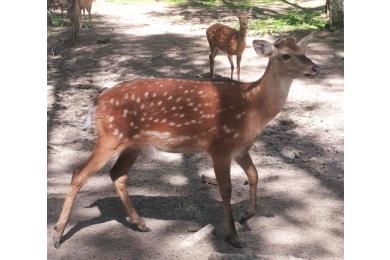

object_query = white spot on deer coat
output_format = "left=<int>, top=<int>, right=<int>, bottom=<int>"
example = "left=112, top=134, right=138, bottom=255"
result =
left=113, top=129, right=119, bottom=136
left=123, top=109, right=128, bottom=117
left=108, top=116, right=114, bottom=122
left=144, top=92, right=149, bottom=98
left=157, top=101, right=163, bottom=106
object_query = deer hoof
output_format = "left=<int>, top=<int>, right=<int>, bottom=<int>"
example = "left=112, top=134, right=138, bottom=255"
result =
left=239, top=210, right=255, bottom=224
left=136, top=224, right=151, bottom=232
left=53, top=228, right=61, bottom=249
left=226, top=235, right=247, bottom=248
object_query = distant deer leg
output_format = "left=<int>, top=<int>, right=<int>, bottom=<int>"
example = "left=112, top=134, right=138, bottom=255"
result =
left=109, top=148, right=151, bottom=232
left=234, top=151, right=258, bottom=223
left=60, top=9, right=64, bottom=26
left=209, top=46, right=218, bottom=78
left=211, top=154, right=246, bottom=248
left=227, top=54, right=234, bottom=80
left=87, top=7, right=92, bottom=27
left=236, top=54, right=242, bottom=81
left=53, top=139, right=118, bottom=248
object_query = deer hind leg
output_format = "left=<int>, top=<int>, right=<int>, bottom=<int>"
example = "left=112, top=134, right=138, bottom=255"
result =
left=53, top=139, right=118, bottom=248
left=211, top=154, right=246, bottom=248
left=236, top=54, right=242, bottom=81
left=227, top=54, right=234, bottom=80
left=80, top=9, right=85, bottom=28
left=234, top=151, right=258, bottom=223
left=109, top=147, right=151, bottom=232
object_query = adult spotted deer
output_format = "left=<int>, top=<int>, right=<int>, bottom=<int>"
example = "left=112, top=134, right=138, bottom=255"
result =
left=53, top=34, right=319, bottom=248
left=206, top=8, right=252, bottom=81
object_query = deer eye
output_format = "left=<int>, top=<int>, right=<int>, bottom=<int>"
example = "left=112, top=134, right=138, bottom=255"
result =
left=281, top=54, right=291, bottom=60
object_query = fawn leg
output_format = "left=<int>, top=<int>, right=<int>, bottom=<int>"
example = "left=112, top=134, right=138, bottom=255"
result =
left=211, top=154, right=246, bottom=248
left=236, top=54, right=242, bottom=81
left=53, top=140, right=118, bottom=248
left=109, top=148, right=151, bottom=232
left=235, top=151, right=258, bottom=223
left=228, top=54, right=234, bottom=80
left=209, top=46, right=218, bottom=78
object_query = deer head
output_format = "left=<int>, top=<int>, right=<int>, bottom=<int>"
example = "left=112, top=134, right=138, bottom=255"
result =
left=236, top=8, right=252, bottom=29
left=253, top=34, right=319, bottom=79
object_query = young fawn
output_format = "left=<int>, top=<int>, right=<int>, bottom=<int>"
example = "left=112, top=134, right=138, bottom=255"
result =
left=53, top=34, right=319, bottom=248
left=206, top=8, right=252, bottom=81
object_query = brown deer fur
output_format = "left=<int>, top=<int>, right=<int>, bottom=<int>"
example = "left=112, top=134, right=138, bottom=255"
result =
left=206, top=9, right=252, bottom=81
left=53, top=35, right=319, bottom=249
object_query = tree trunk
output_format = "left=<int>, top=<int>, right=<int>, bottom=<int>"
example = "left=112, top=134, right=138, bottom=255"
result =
left=328, top=0, right=344, bottom=27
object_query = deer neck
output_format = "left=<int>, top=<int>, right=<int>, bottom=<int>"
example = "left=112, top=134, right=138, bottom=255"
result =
left=246, top=60, right=294, bottom=124
left=238, top=25, right=246, bottom=41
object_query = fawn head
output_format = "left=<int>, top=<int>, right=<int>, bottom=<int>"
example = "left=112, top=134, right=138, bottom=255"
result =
left=236, top=8, right=252, bottom=29
left=252, top=33, right=319, bottom=78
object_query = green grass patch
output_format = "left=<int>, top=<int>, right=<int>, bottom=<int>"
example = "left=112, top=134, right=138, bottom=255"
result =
left=49, top=14, right=64, bottom=27
left=250, top=9, right=326, bottom=34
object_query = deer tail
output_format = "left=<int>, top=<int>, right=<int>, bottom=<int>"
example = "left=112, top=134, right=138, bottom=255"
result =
left=80, top=104, right=95, bottom=129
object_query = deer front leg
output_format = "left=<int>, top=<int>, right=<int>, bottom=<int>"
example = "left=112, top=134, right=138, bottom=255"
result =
left=227, top=54, right=234, bottom=80
left=209, top=47, right=218, bottom=78
left=211, top=154, right=246, bottom=248
left=236, top=54, right=242, bottom=81
left=109, top=148, right=151, bottom=232
left=235, top=150, right=258, bottom=223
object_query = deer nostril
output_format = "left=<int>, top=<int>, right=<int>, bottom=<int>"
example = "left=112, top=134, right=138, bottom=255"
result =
left=312, top=65, right=319, bottom=73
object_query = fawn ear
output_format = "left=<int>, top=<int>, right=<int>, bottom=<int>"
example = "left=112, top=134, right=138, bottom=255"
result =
left=248, top=7, right=253, bottom=15
left=253, top=40, right=273, bottom=57
left=297, top=31, right=316, bottom=51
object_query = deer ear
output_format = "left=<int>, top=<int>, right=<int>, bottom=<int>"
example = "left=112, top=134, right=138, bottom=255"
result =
left=248, top=7, right=253, bottom=14
left=297, top=32, right=316, bottom=50
left=253, top=40, right=273, bottom=57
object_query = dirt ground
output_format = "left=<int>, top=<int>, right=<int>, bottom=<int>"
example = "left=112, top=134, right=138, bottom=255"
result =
left=47, top=1, right=344, bottom=259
